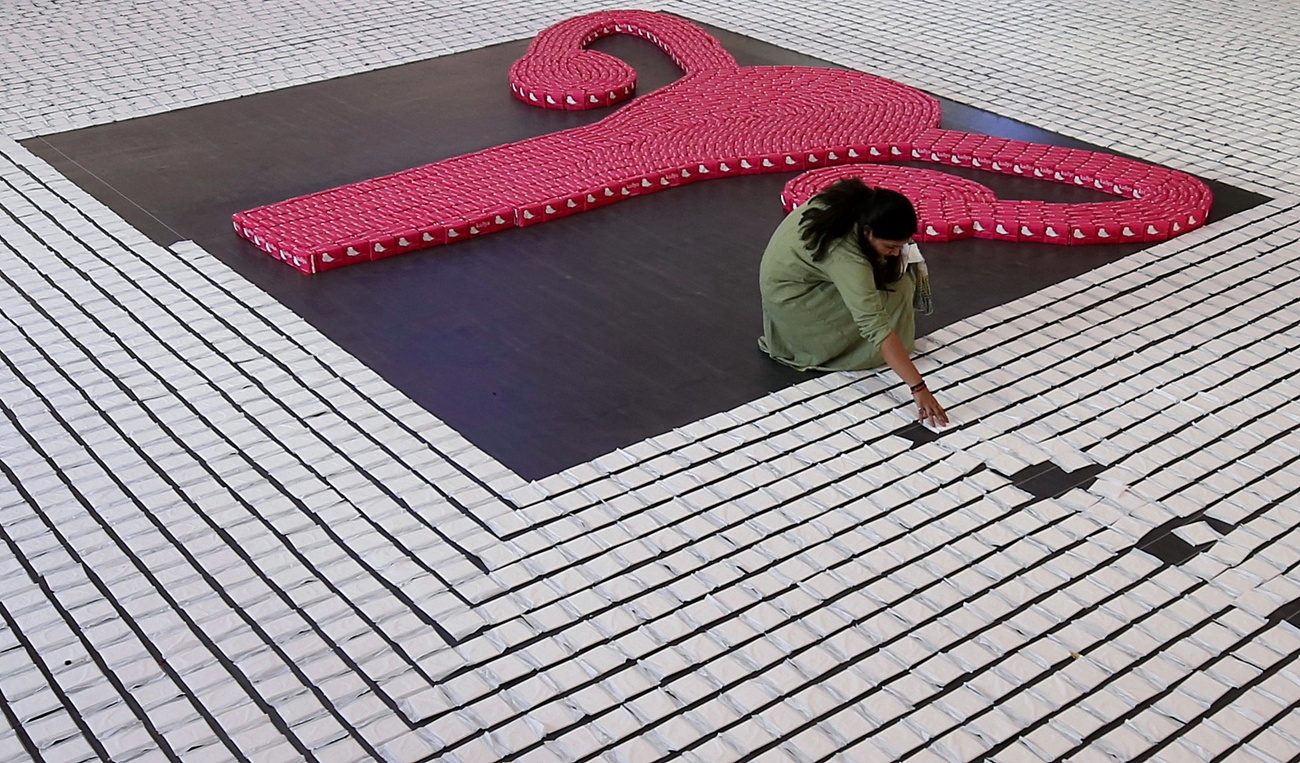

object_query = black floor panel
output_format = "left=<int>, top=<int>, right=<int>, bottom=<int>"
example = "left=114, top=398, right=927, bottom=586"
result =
left=23, top=21, right=1268, bottom=480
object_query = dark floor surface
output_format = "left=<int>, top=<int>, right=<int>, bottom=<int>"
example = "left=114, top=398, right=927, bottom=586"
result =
left=24, top=21, right=1267, bottom=480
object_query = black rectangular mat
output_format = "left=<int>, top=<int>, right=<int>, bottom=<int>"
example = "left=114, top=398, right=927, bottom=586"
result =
left=23, top=20, right=1267, bottom=480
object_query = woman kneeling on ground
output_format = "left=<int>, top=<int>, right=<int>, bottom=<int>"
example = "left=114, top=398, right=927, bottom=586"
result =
left=758, top=178, right=949, bottom=427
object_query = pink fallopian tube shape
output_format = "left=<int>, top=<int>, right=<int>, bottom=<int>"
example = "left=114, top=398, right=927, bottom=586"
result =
left=232, top=10, right=1213, bottom=273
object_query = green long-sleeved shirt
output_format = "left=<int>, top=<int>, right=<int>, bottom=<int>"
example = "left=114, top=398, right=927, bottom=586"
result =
left=758, top=204, right=915, bottom=371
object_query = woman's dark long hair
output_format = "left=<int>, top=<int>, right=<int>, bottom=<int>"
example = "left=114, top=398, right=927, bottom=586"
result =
left=799, top=179, right=917, bottom=287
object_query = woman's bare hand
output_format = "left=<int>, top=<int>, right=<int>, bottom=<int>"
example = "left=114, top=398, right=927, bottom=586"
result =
left=913, top=389, right=948, bottom=427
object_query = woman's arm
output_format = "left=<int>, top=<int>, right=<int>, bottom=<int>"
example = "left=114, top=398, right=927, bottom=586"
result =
left=880, top=331, right=949, bottom=426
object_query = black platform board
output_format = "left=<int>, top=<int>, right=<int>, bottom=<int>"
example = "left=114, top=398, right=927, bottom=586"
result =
left=24, top=20, right=1268, bottom=480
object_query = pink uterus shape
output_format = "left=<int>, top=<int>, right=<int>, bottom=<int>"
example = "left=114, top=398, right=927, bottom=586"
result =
left=233, top=10, right=1212, bottom=273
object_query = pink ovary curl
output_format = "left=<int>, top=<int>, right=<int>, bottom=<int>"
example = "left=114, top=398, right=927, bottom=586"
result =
left=508, top=10, right=737, bottom=109
left=784, top=129, right=1212, bottom=244
left=233, top=10, right=1212, bottom=273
